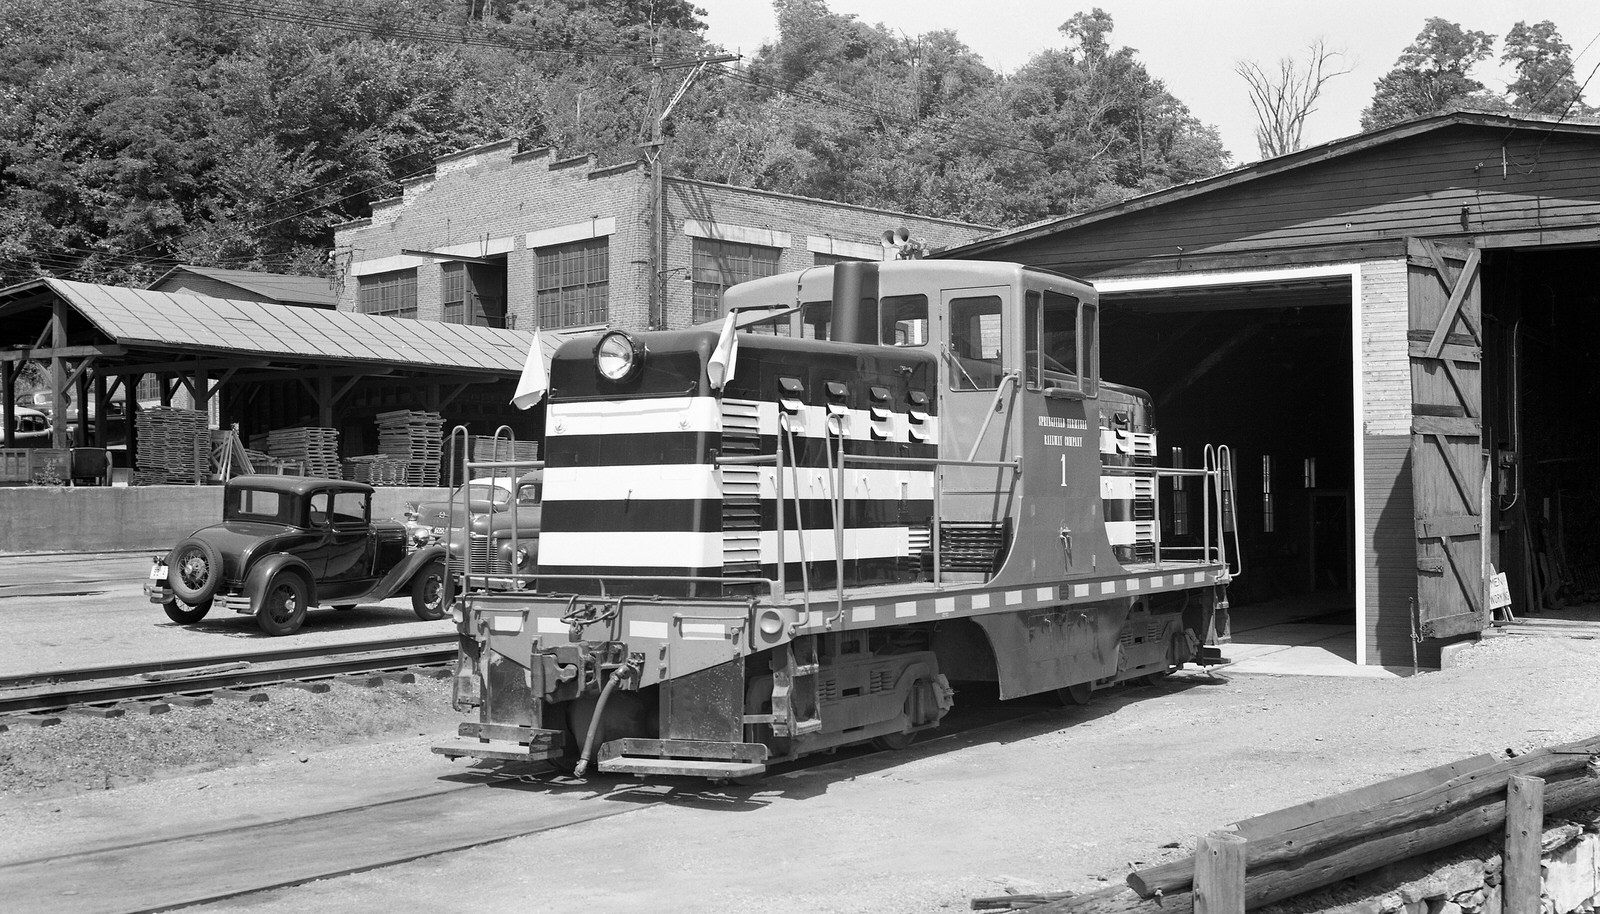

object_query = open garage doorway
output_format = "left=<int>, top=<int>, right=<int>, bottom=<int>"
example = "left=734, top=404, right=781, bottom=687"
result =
left=1482, top=245, right=1600, bottom=622
left=1096, top=270, right=1358, bottom=666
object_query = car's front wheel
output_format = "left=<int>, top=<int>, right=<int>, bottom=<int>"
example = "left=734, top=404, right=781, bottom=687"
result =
left=257, top=572, right=309, bottom=636
left=163, top=597, right=213, bottom=625
left=411, top=560, right=447, bottom=621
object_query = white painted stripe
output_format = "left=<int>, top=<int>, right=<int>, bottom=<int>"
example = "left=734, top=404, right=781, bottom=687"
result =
left=681, top=622, right=725, bottom=640
left=1100, top=582, right=1116, bottom=595
left=935, top=598, right=955, bottom=615
left=852, top=606, right=876, bottom=623
left=758, top=400, right=941, bottom=446
left=1005, top=591, right=1022, bottom=605
left=1192, top=572, right=1205, bottom=583
left=1104, top=520, right=1144, bottom=546
left=1171, top=574, right=1185, bottom=586
left=896, top=601, right=917, bottom=618
left=971, top=593, right=990, bottom=610
left=1149, top=577, right=1164, bottom=589
left=548, top=396, right=721, bottom=437
left=537, top=616, right=567, bottom=634
left=1034, top=587, right=1053, bottom=602
left=762, top=527, right=913, bottom=564
left=1125, top=579, right=1140, bottom=591
left=1073, top=584, right=1090, bottom=598
left=1100, top=476, right=1139, bottom=500
left=541, top=465, right=936, bottom=502
left=541, top=531, right=725, bottom=568
left=764, top=467, right=936, bottom=502
left=630, top=620, right=669, bottom=640
left=489, top=614, right=523, bottom=634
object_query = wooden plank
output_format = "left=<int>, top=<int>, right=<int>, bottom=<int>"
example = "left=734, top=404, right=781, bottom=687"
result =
left=1227, top=753, right=1501, bottom=841
left=1503, top=775, right=1545, bottom=914
left=1124, top=736, right=1600, bottom=902
left=1409, top=338, right=1480, bottom=362
left=1193, top=832, right=1246, bottom=914
left=1410, top=415, right=1479, bottom=436
left=1419, top=609, right=1486, bottom=639
left=1416, top=514, right=1481, bottom=540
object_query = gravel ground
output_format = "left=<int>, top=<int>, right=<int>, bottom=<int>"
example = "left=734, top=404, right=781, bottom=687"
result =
left=2, top=633, right=1598, bottom=913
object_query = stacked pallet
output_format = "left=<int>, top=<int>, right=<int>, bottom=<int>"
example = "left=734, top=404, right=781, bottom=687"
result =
left=343, top=455, right=410, bottom=486
left=472, top=436, right=539, bottom=466
left=135, top=407, right=209, bottom=484
left=266, top=427, right=341, bottom=479
left=377, top=410, right=443, bottom=486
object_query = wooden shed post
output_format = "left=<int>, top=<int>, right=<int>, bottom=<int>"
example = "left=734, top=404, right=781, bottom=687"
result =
left=1194, top=831, right=1247, bottom=914
left=1504, top=774, right=1545, bottom=912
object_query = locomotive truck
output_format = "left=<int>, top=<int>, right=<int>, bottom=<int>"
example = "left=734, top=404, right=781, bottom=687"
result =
left=433, top=259, right=1237, bottom=780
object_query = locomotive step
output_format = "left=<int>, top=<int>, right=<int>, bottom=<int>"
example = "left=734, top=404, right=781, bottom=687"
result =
left=597, top=756, right=766, bottom=779
left=431, top=736, right=563, bottom=763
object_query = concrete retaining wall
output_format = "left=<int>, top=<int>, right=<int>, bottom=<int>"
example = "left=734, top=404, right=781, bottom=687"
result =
left=0, top=484, right=450, bottom=555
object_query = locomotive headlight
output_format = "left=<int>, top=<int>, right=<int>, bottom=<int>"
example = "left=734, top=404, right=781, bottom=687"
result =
left=596, top=331, right=644, bottom=382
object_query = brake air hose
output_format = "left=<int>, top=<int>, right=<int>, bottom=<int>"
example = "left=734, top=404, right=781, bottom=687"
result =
left=573, top=656, right=642, bottom=778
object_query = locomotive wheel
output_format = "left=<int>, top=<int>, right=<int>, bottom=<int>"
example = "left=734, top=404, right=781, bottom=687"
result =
left=1054, top=681, right=1093, bottom=706
left=163, top=597, right=213, bottom=624
left=167, top=538, right=223, bottom=605
left=257, top=573, right=309, bottom=636
left=871, top=678, right=927, bottom=752
left=410, top=560, right=447, bottom=621
left=870, top=730, right=917, bottom=752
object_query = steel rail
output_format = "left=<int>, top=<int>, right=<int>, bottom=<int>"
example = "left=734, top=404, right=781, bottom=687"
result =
left=0, top=642, right=457, bottom=716
left=0, top=633, right=454, bottom=689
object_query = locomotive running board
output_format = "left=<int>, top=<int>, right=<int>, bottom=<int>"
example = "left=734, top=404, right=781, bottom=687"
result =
left=598, top=737, right=768, bottom=780
left=432, top=723, right=564, bottom=762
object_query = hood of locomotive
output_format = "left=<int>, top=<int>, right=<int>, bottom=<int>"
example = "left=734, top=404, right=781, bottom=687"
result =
left=539, top=326, right=939, bottom=598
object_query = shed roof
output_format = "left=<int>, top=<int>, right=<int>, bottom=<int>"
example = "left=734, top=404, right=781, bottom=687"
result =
left=0, top=278, right=565, bottom=377
left=147, top=265, right=339, bottom=308
left=949, top=109, right=1600, bottom=258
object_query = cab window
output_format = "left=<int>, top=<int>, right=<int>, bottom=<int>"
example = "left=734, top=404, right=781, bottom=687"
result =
left=307, top=492, right=332, bottom=527
left=949, top=295, right=1004, bottom=390
left=227, top=488, right=286, bottom=523
left=880, top=294, right=928, bottom=346
left=331, top=491, right=369, bottom=526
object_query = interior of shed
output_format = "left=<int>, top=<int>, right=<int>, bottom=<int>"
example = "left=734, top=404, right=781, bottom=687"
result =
left=1481, top=246, right=1600, bottom=619
left=1098, top=278, right=1356, bottom=653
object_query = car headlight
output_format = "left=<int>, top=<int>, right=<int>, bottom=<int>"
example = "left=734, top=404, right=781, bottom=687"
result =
left=513, top=546, right=531, bottom=568
left=596, top=331, right=644, bottom=382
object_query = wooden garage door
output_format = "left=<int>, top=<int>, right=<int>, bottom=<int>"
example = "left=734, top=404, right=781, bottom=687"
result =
left=1407, top=238, right=1486, bottom=639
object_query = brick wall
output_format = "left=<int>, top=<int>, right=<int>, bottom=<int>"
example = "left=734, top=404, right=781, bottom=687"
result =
left=333, top=140, right=993, bottom=333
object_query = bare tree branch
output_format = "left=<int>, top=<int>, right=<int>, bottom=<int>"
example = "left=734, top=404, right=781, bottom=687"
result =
left=1236, top=38, right=1353, bottom=159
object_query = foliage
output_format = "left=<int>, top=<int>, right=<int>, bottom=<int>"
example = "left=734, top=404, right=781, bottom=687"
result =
left=1502, top=20, right=1592, bottom=116
left=0, top=0, right=1234, bottom=286
left=1360, top=17, right=1594, bottom=131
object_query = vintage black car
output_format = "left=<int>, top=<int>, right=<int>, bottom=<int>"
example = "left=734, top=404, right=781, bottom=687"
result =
left=144, top=475, right=449, bottom=636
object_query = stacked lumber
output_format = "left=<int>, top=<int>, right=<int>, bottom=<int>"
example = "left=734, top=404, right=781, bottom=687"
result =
left=995, top=736, right=1600, bottom=913
left=343, top=455, right=410, bottom=486
left=266, top=426, right=340, bottom=479
left=472, top=436, right=538, bottom=466
left=135, top=407, right=209, bottom=484
left=377, top=410, right=443, bottom=486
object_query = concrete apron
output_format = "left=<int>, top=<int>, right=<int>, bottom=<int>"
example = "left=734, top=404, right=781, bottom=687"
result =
left=0, top=485, right=451, bottom=555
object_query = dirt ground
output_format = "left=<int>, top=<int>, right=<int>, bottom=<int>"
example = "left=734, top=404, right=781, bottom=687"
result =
left=3, top=633, right=1599, bottom=913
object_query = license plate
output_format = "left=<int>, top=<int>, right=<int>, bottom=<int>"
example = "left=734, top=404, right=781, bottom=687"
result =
left=431, top=527, right=445, bottom=535
left=149, top=564, right=168, bottom=581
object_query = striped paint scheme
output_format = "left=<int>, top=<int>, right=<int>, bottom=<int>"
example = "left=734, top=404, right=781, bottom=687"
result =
left=539, top=380, right=938, bottom=592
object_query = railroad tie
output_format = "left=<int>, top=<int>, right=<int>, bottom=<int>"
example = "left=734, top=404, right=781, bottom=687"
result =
left=165, top=695, right=214, bottom=708
left=211, top=689, right=270, bottom=703
left=66, top=705, right=125, bottom=719
left=282, top=681, right=333, bottom=694
left=0, top=714, right=62, bottom=730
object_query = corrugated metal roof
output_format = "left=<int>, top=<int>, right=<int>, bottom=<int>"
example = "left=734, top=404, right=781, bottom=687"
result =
left=149, top=265, right=339, bottom=307
left=38, top=279, right=551, bottom=375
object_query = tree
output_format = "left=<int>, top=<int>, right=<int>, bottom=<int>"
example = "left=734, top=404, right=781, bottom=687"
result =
left=1361, top=18, right=1498, bottom=130
left=1236, top=38, right=1351, bottom=159
left=1503, top=20, right=1590, bottom=115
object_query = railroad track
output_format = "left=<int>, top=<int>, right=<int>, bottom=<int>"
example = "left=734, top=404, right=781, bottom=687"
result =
left=0, top=634, right=457, bottom=718
left=0, top=692, right=1068, bottom=914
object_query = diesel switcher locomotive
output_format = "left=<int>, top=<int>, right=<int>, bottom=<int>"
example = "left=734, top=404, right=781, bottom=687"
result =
left=434, top=260, right=1238, bottom=780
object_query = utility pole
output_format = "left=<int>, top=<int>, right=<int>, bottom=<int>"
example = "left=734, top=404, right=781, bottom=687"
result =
left=644, top=53, right=739, bottom=330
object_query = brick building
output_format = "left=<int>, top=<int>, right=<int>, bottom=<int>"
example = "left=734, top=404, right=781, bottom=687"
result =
left=332, top=140, right=993, bottom=333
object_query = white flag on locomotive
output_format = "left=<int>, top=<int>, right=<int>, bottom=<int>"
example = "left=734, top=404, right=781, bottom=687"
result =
left=511, top=329, right=548, bottom=409
left=707, top=311, right=739, bottom=390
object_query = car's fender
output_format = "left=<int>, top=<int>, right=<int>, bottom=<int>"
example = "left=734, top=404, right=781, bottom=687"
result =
left=242, top=554, right=318, bottom=615
left=363, top=544, right=449, bottom=601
